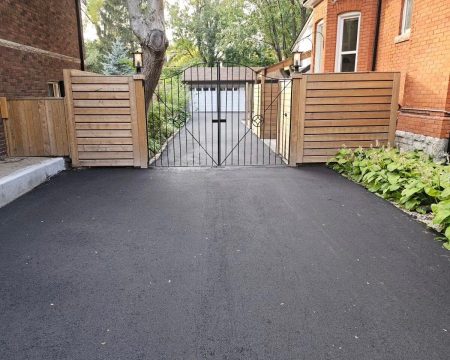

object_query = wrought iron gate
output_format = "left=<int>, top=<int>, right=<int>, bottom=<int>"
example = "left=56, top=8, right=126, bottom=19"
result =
left=148, top=63, right=291, bottom=167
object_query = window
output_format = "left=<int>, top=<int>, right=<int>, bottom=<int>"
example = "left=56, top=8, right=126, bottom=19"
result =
left=47, top=82, right=61, bottom=97
left=314, top=20, right=324, bottom=73
left=401, top=0, right=413, bottom=34
left=335, top=12, right=360, bottom=72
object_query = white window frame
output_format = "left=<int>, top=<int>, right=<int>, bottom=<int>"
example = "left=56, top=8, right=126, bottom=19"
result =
left=401, top=0, right=413, bottom=35
left=314, top=20, right=324, bottom=73
left=335, top=12, right=361, bottom=72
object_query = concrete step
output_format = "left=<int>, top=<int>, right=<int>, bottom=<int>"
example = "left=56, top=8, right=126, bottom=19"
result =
left=0, top=157, right=66, bottom=207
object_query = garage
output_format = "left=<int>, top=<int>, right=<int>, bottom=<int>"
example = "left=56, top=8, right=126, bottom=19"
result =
left=183, top=66, right=257, bottom=113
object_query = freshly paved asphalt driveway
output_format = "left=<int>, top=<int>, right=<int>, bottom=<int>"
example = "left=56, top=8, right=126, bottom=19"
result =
left=1, top=166, right=449, bottom=359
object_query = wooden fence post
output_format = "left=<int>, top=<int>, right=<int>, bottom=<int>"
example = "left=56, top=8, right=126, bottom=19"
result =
left=389, top=72, right=401, bottom=146
left=133, top=75, right=148, bottom=168
left=63, top=69, right=80, bottom=167
left=289, top=75, right=307, bottom=166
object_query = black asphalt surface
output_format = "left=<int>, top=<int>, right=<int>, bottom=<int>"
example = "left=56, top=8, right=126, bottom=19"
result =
left=1, top=166, right=449, bottom=359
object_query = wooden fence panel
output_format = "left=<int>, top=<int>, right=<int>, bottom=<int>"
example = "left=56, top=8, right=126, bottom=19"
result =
left=277, top=80, right=292, bottom=162
left=1, top=98, right=69, bottom=156
left=64, top=70, right=148, bottom=168
left=290, top=72, right=400, bottom=165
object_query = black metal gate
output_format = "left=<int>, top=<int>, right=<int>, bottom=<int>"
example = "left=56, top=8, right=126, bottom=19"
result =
left=148, top=63, right=291, bottom=167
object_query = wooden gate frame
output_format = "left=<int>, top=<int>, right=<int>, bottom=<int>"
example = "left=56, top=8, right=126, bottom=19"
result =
left=64, top=70, right=148, bottom=168
left=289, top=72, right=400, bottom=166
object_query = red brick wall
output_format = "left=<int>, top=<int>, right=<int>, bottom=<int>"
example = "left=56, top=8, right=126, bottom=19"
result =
left=311, top=0, right=378, bottom=73
left=0, top=0, right=82, bottom=157
left=0, top=120, right=6, bottom=158
left=376, top=0, right=450, bottom=138
left=309, top=0, right=450, bottom=140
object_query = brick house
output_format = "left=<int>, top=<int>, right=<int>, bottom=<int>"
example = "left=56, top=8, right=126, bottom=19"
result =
left=0, top=0, right=84, bottom=159
left=294, top=0, right=450, bottom=158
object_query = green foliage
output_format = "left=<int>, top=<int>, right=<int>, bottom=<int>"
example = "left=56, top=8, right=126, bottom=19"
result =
left=168, top=0, right=295, bottom=67
left=248, top=0, right=310, bottom=61
left=148, top=71, right=189, bottom=157
left=102, top=39, right=134, bottom=75
left=84, top=40, right=104, bottom=73
left=87, top=0, right=138, bottom=54
left=328, top=147, right=450, bottom=249
left=84, top=0, right=138, bottom=73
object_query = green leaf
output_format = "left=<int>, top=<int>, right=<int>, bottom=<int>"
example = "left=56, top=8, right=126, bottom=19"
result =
left=424, top=187, right=440, bottom=198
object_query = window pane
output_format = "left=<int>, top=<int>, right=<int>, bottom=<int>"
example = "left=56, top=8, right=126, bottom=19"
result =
left=403, top=0, right=413, bottom=31
left=342, top=18, right=359, bottom=51
left=314, top=22, right=324, bottom=72
left=341, top=53, right=356, bottom=72
left=47, top=83, right=55, bottom=97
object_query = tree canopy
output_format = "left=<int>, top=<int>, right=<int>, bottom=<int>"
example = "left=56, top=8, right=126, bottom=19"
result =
left=83, top=0, right=309, bottom=71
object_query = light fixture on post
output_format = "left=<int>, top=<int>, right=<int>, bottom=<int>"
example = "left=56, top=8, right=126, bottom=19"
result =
left=133, top=50, right=143, bottom=74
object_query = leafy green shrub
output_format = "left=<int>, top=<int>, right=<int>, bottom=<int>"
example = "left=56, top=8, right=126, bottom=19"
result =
left=328, top=147, right=450, bottom=250
left=148, top=70, right=189, bottom=157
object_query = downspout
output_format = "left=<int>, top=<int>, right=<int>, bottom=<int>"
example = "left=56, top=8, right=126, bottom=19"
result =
left=75, top=0, right=85, bottom=70
left=372, top=0, right=382, bottom=71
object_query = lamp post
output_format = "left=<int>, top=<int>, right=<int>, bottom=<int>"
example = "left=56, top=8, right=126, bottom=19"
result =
left=133, top=50, right=143, bottom=74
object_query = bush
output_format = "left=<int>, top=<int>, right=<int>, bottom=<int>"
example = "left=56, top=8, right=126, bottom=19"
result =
left=327, top=147, right=450, bottom=250
left=148, top=72, right=189, bottom=157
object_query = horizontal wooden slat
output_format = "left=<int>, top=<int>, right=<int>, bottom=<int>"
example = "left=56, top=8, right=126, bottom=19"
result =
left=307, top=88, right=393, bottom=97
left=74, top=108, right=131, bottom=115
left=72, top=84, right=129, bottom=92
left=303, top=140, right=388, bottom=148
left=73, top=92, right=130, bottom=100
left=306, top=73, right=395, bottom=82
left=76, top=129, right=132, bottom=138
left=74, top=99, right=130, bottom=108
left=307, top=81, right=393, bottom=90
left=302, top=155, right=333, bottom=163
left=75, top=123, right=132, bottom=130
left=305, top=111, right=391, bottom=119
left=304, top=126, right=390, bottom=135
left=79, top=159, right=134, bottom=166
left=78, top=151, right=134, bottom=159
left=76, top=137, right=134, bottom=145
left=304, top=133, right=389, bottom=141
left=304, top=148, right=346, bottom=156
left=305, top=119, right=390, bottom=127
left=71, top=76, right=130, bottom=84
left=78, top=144, right=134, bottom=152
left=75, top=115, right=132, bottom=123
left=305, top=104, right=391, bottom=112
left=306, top=96, right=391, bottom=105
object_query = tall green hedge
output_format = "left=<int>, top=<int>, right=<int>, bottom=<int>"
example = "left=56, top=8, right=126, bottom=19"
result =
left=328, top=148, right=450, bottom=250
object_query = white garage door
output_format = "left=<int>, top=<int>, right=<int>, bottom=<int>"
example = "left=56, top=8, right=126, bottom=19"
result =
left=190, top=86, right=246, bottom=112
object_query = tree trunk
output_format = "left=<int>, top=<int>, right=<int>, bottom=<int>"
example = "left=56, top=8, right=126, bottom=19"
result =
left=140, top=29, right=168, bottom=113
left=125, top=0, right=168, bottom=115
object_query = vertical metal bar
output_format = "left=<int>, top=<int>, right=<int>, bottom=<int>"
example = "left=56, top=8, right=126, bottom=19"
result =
left=171, top=77, right=176, bottom=166
left=190, top=68, right=195, bottom=166
left=177, top=73, right=182, bottom=166
left=184, top=74, right=189, bottom=166
left=225, top=66, right=228, bottom=166
left=216, top=62, right=221, bottom=166
left=196, top=66, right=201, bottom=165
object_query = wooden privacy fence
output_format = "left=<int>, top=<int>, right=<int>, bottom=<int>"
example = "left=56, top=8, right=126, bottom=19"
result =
left=289, top=72, right=400, bottom=165
left=64, top=70, right=148, bottom=168
left=0, top=97, right=69, bottom=157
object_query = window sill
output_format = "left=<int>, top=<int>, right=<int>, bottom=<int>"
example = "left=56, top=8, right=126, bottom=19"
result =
left=394, top=31, right=410, bottom=44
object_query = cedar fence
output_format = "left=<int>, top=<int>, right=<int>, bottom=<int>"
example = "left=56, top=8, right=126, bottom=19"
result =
left=288, top=72, right=400, bottom=165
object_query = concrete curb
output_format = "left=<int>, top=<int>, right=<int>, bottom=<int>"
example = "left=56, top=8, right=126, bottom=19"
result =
left=0, top=158, right=66, bottom=208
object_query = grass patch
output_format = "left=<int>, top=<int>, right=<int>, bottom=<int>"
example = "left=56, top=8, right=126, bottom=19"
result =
left=327, top=147, right=450, bottom=250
